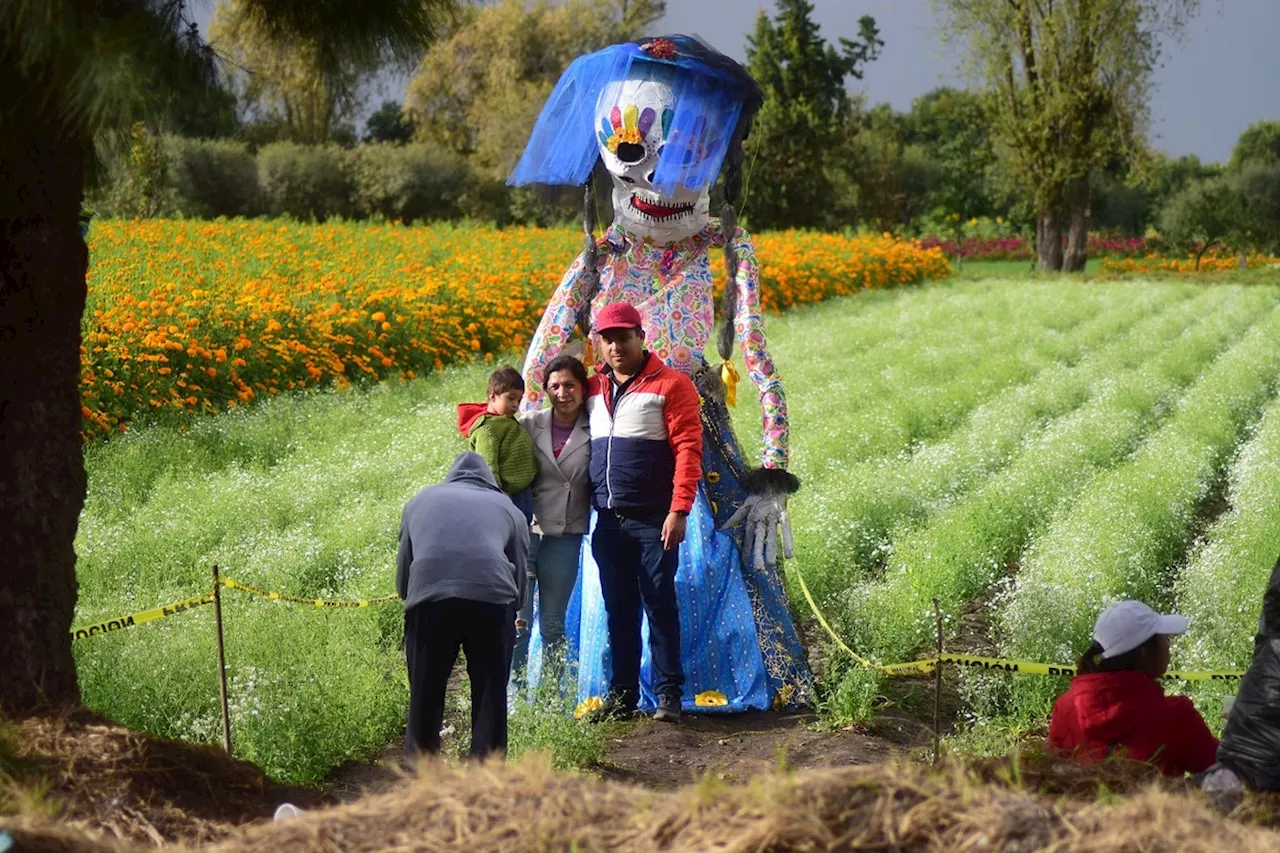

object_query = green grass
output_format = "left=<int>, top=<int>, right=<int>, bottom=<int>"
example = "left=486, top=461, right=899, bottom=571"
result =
left=75, top=277, right=1280, bottom=777
left=948, top=259, right=1103, bottom=280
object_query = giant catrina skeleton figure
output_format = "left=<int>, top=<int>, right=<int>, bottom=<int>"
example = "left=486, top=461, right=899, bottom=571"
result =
left=511, top=35, right=812, bottom=712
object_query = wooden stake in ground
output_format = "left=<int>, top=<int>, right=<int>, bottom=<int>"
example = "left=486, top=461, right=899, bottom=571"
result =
left=212, top=563, right=233, bottom=754
left=933, top=597, right=943, bottom=764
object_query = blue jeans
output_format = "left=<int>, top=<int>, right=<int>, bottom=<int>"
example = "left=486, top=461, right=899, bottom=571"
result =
left=591, top=509, right=684, bottom=703
left=512, top=532, right=583, bottom=679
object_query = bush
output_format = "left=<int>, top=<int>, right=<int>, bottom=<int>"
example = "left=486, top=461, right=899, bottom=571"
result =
left=166, top=137, right=260, bottom=218
left=348, top=143, right=469, bottom=222
left=256, top=142, right=354, bottom=220
left=456, top=175, right=516, bottom=226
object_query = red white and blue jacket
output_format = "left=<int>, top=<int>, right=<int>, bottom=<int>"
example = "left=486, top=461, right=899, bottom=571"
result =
left=587, top=352, right=703, bottom=517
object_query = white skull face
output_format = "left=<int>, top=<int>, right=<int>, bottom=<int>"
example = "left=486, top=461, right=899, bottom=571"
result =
left=596, top=74, right=711, bottom=244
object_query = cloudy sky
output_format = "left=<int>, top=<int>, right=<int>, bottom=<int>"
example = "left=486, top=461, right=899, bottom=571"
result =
left=192, top=0, right=1279, bottom=164
left=664, top=0, right=1278, bottom=164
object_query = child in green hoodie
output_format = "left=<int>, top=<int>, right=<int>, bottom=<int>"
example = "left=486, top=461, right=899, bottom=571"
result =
left=457, top=366, right=538, bottom=524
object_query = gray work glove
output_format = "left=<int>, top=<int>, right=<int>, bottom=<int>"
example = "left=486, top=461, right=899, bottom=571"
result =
left=722, top=492, right=794, bottom=571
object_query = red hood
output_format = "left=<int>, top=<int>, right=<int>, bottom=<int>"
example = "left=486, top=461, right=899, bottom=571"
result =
left=456, top=403, right=489, bottom=437
left=1068, top=671, right=1164, bottom=743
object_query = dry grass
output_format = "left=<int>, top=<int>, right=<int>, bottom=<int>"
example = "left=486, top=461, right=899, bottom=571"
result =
left=0, top=709, right=327, bottom=848
left=6, top=719, right=1280, bottom=853
left=200, top=756, right=1280, bottom=853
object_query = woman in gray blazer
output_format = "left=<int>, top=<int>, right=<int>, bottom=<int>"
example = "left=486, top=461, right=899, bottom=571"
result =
left=513, top=354, right=592, bottom=682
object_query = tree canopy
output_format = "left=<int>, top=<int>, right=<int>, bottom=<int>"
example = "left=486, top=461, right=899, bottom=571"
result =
left=405, top=0, right=664, bottom=180
left=743, top=0, right=882, bottom=229
left=1229, top=120, right=1280, bottom=171
left=210, top=0, right=381, bottom=144
left=934, top=0, right=1201, bottom=269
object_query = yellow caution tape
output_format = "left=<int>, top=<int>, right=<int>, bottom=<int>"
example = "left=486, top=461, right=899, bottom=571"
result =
left=882, top=654, right=1244, bottom=682
left=787, top=553, right=881, bottom=671
left=68, top=561, right=1254, bottom=686
left=70, top=591, right=216, bottom=641
left=787, top=558, right=1247, bottom=682
left=220, top=576, right=398, bottom=608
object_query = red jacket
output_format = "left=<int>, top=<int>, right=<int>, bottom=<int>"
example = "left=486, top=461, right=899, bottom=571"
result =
left=1048, top=670, right=1218, bottom=776
left=586, top=352, right=703, bottom=516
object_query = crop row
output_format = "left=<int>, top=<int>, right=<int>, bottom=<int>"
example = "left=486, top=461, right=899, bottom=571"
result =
left=1172, top=393, right=1280, bottom=715
left=784, top=282, right=1115, bottom=475
left=805, top=284, right=1207, bottom=596
left=837, top=286, right=1276, bottom=668
left=792, top=284, right=1200, bottom=601
left=997, top=299, right=1280, bottom=716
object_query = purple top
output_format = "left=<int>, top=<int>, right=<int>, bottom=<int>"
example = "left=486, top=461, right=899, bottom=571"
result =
left=551, top=419, right=574, bottom=458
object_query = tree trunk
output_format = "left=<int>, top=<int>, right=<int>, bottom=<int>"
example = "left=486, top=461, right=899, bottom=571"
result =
left=1240, top=247, right=1249, bottom=270
left=0, top=89, right=88, bottom=715
left=1063, top=175, right=1090, bottom=272
left=1036, top=207, right=1065, bottom=272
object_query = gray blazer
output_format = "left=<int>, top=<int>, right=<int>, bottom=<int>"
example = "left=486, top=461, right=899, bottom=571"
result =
left=520, top=408, right=592, bottom=537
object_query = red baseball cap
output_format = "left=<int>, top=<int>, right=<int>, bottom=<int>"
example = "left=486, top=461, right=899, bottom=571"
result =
left=593, top=302, right=644, bottom=334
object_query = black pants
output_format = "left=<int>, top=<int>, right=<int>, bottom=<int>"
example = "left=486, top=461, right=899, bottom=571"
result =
left=404, top=598, right=515, bottom=760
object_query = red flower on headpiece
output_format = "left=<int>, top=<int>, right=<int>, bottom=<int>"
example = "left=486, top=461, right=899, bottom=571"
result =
left=641, top=38, right=679, bottom=60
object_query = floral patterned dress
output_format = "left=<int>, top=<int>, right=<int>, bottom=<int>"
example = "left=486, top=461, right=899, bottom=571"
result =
left=519, top=219, right=812, bottom=712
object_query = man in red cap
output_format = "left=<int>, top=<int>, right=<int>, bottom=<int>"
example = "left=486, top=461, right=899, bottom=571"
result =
left=586, top=301, right=703, bottom=723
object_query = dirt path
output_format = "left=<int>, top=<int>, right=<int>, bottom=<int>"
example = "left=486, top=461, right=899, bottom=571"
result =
left=324, top=704, right=931, bottom=801
left=598, top=708, right=926, bottom=789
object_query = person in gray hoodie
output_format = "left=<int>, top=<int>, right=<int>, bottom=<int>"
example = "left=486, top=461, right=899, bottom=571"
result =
left=396, top=451, right=529, bottom=759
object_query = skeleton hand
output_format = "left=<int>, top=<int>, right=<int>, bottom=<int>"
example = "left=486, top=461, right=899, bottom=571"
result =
left=722, top=493, right=794, bottom=572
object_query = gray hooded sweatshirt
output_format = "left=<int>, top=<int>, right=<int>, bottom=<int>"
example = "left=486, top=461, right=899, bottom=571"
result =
left=396, top=452, right=529, bottom=612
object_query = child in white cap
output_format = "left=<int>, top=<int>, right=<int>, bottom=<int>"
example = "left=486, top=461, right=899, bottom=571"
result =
left=1047, top=600, right=1218, bottom=776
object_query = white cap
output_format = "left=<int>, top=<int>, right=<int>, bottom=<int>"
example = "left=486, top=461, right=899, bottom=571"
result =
left=1094, top=600, right=1188, bottom=659
left=273, top=803, right=304, bottom=822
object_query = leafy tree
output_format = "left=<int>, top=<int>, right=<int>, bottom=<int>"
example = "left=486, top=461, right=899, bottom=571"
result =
left=365, top=100, right=416, bottom=144
left=1088, top=168, right=1150, bottom=235
left=0, top=0, right=456, bottom=717
left=405, top=0, right=660, bottom=224
left=1231, top=160, right=1280, bottom=257
left=1228, top=120, right=1280, bottom=170
left=407, top=0, right=663, bottom=179
left=936, top=0, right=1200, bottom=271
left=842, top=89, right=1000, bottom=235
left=1158, top=176, right=1238, bottom=269
left=1144, top=151, right=1220, bottom=204
left=743, top=0, right=882, bottom=229
left=901, top=88, right=999, bottom=226
left=164, top=75, right=241, bottom=139
left=210, top=0, right=386, bottom=145
left=851, top=119, right=946, bottom=231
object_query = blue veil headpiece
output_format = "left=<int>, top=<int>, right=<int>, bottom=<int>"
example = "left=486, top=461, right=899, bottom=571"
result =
left=507, top=35, right=764, bottom=196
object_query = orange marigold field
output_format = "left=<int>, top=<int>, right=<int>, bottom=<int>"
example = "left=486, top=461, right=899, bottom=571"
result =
left=82, top=220, right=949, bottom=439
left=1100, top=249, right=1280, bottom=275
